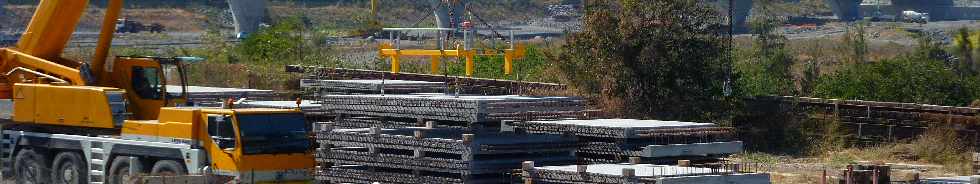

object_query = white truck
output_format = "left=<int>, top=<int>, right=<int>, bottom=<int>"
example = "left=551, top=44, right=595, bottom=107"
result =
left=901, top=10, right=929, bottom=24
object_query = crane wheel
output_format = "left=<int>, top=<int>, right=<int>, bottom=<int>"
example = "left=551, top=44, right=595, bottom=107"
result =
left=51, top=152, right=87, bottom=184
left=14, top=149, right=50, bottom=184
left=150, top=160, right=186, bottom=176
left=108, top=156, right=144, bottom=184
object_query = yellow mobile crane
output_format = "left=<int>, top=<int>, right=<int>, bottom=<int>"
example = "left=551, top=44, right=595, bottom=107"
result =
left=0, top=0, right=313, bottom=184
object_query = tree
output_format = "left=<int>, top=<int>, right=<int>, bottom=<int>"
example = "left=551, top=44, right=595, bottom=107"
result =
left=237, top=16, right=305, bottom=64
left=735, top=0, right=795, bottom=96
left=558, top=0, right=732, bottom=121
left=842, top=22, right=868, bottom=63
left=953, top=27, right=977, bottom=75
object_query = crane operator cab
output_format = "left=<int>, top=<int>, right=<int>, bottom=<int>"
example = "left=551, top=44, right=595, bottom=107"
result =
left=104, top=56, right=200, bottom=120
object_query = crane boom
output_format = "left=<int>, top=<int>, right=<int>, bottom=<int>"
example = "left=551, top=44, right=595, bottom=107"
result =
left=15, top=0, right=87, bottom=59
left=0, top=0, right=91, bottom=86
left=0, top=0, right=122, bottom=87
left=92, top=0, right=123, bottom=83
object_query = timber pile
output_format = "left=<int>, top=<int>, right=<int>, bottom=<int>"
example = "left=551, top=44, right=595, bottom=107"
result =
left=765, top=96, right=980, bottom=125
left=510, top=119, right=742, bottom=164
left=761, top=96, right=980, bottom=148
left=519, top=163, right=770, bottom=184
left=300, top=79, right=446, bottom=95
left=287, top=65, right=566, bottom=95
left=323, top=94, right=587, bottom=128
left=315, top=126, right=578, bottom=184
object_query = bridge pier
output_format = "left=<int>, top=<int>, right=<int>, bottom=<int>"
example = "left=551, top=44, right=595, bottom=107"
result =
left=228, top=0, right=269, bottom=38
left=825, top=0, right=863, bottom=21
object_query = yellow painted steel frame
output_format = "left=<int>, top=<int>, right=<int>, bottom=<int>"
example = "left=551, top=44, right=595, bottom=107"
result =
left=12, top=83, right=123, bottom=129
left=378, top=42, right=526, bottom=76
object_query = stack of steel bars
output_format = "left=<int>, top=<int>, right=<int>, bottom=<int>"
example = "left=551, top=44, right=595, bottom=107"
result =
left=167, top=85, right=280, bottom=106
left=300, top=79, right=447, bottom=95
left=287, top=65, right=567, bottom=95
left=316, top=126, right=578, bottom=183
left=313, top=93, right=591, bottom=183
left=509, top=119, right=742, bottom=164
left=322, top=94, right=588, bottom=128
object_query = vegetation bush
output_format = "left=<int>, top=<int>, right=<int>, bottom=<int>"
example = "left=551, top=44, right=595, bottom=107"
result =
left=735, top=1, right=795, bottom=97
left=557, top=0, right=733, bottom=121
left=812, top=53, right=979, bottom=106
left=908, top=126, right=971, bottom=168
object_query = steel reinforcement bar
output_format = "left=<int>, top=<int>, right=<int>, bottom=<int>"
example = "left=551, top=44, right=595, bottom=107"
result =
left=286, top=65, right=567, bottom=92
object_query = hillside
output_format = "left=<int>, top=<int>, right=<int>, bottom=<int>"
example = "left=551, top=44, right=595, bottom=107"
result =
left=1, top=0, right=556, bottom=33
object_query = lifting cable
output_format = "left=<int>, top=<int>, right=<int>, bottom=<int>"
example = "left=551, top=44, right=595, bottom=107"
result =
left=411, top=2, right=443, bottom=28
left=465, top=4, right=505, bottom=41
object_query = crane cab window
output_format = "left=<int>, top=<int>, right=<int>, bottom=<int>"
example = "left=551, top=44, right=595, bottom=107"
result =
left=162, top=65, right=185, bottom=99
left=132, top=66, right=163, bottom=100
left=207, top=114, right=237, bottom=150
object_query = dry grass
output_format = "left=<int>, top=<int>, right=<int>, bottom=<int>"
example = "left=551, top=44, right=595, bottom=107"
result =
left=119, top=8, right=209, bottom=32
left=730, top=124, right=975, bottom=183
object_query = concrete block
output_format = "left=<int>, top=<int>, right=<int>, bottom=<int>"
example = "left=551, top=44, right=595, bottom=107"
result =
left=528, top=164, right=771, bottom=184
left=659, top=174, right=771, bottom=184
left=641, top=141, right=744, bottom=158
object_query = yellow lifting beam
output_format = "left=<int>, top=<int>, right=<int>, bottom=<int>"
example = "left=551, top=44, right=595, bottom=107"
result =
left=377, top=28, right=525, bottom=77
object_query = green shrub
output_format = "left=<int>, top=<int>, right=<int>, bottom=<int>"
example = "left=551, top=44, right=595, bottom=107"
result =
left=812, top=55, right=977, bottom=106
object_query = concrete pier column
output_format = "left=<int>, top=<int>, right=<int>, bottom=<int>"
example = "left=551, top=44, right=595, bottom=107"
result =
left=228, top=0, right=269, bottom=38
left=825, top=0, right=863, bottom=21
left=731, top=0, right=753, bottom=31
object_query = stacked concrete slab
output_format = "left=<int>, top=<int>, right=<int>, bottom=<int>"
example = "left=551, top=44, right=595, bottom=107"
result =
left=313, top=92, right=591, bottom=183
left=316, top=127, right=578, bottom=183
left=235, top=100, right=331, bottom=123
left=510, top=119, right=742, bottom=164
left=235, top=100, right=322, bottom=112
left=323, top=94, right=587, bottom=128
left=286, top=65, right=567, bottom=95
left=166, top=85, right=278, bottom=106
left=520, top=163, right=770, bottom=184
left=300, top=79, right=446, bottom=95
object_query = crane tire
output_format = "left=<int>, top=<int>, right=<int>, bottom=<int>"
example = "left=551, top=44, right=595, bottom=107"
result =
left=150, top=160, right=186, bottom=176
left=108, top=156, right=143, bottom=184
left=14, top=149, right=50, bottom=184
left=51, top=152, right=87, bottom=184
